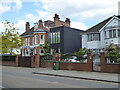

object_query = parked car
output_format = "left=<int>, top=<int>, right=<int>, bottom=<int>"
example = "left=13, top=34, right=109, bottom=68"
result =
left=64, top=56, right=79, bottom=62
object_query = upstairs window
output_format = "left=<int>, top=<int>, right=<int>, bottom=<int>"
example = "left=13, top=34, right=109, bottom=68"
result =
left=25, top=38, right=30, bottom=46
left=50, top=31, right=60, bottom=44
left=40, top=35, right=44, bottom=44
left=113, top=29, right=116, bottom=38
left=35, top=35, right=38, bottom=44
left=109, top=30, right=112, bottom=38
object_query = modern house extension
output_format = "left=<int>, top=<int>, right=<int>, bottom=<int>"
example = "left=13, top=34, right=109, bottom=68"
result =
left=49, top=26, right=83, bottom=54
left=82, top=15, right=120, bottom=54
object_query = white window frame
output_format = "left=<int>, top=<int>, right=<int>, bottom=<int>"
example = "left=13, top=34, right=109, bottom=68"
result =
left=40, top=35, right=44, bottom=44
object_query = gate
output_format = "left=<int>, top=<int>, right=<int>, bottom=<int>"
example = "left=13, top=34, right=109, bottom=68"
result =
left=18, top=56, right=32, bottom=67
left=93, top=54, right=101, bottom=72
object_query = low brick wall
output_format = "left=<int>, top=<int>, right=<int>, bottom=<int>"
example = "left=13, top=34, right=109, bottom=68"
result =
left=59, top=62, right=92, bottom=71
left=101, top=63, right=120, bottom=73
left=0, top=61, right=17, bottom=66
left=40, top=60, right=53, bottom=68
left=101, top=53, right=120, bottom=73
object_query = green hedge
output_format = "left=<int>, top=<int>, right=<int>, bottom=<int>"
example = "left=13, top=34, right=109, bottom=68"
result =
left=0, top=55, right=16, bottom=61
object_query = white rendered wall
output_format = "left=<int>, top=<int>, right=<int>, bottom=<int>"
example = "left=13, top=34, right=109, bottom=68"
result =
left=82, top=34, right=87, bottom=48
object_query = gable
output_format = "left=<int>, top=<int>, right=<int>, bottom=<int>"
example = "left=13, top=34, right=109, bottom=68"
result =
left=100, top=16, right=120, bottom=31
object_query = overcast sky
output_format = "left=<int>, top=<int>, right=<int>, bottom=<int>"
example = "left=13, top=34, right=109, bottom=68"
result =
left=0, top=0, right=120, bottom=34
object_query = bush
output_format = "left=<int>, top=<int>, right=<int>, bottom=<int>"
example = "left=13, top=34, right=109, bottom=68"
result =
left=0, top=55, right=16, bottom=61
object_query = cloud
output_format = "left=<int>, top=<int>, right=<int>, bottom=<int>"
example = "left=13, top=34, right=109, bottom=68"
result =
left=15, top=20, right=26, bottom=34
left=24, top=13, right=39, bottom=22
left=71, top=22, right=87, bottom=30
left=0, top=0, right=22, bottom=14
left=39, top=0, right=119, bottom=21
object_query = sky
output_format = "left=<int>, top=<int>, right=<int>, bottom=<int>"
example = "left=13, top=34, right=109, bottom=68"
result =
left=0, top=0, right=120, bottom=34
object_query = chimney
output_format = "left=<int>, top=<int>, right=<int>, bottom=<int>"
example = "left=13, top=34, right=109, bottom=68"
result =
left=54, top=14, right=60, bottom=27
left=65, top=18, right=70, bottom=23
left=26, top=22, right=30, bottom=32
left=65, top=18, right=71, bottom=27
left=38, top=20, right=43, bottom=29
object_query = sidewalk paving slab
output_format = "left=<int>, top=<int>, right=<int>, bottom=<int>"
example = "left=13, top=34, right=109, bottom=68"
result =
left=32, top=68, right=120, bottom=83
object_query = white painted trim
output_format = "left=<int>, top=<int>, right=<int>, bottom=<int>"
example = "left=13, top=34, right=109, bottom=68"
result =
left=34, top=32, right=46, bottom=34
left=99, top=16, right=120, bottom=32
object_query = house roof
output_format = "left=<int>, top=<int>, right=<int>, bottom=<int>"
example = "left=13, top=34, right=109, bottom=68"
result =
left=20, top=27, right=34, bottom=37
left=83, top=15, right=120, bottom=33
left=20, top=27, right=47, bottom=37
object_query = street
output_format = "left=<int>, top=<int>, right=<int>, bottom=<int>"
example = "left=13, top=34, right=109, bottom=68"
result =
left=1, top=66, right=119, bottom=88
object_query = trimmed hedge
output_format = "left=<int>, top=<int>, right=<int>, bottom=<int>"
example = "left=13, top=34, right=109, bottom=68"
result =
left=0, top=55, right=16, bottom=61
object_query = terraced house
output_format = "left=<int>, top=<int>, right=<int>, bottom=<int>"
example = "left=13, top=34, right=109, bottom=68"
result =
left=82, top=15, right=120, bottom=54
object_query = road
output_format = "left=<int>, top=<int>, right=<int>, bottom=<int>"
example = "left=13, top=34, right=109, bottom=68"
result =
left=1, top=66, right=119, bottom=88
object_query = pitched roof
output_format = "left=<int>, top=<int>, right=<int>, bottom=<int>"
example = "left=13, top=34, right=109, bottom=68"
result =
left=20, top=27, right=47, bottom=37
left=83, top=15, right=120, bottom=33
left=20, top=27, right=34, bottom=37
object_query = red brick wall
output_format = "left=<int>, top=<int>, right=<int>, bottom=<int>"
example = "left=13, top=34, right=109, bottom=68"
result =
left=59, top=62, right=91, bottom=71
left=40, top=60, right=53, bottom=68
left=101, top=53, right=120, bottom=73
left=59, top=53, right=93, bottom=72
left=0, top=61, right=17, bottom=66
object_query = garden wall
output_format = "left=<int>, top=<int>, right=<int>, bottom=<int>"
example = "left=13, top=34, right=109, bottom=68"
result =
left=101, top=53, right=120, bottom=73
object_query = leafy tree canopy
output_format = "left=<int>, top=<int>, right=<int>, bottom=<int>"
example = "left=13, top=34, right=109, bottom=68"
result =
left=0, top=20, right=24, bottom=55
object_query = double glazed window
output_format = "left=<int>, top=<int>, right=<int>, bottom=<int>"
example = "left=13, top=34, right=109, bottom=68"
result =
left=105, top=29, right=117, bottom=39
left=50, top=31, right=60, bottom=44
left=87, top=33, right=100, bottom=41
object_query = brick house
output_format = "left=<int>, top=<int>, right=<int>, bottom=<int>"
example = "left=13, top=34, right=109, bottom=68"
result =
left=20, top=14, right=71, bottom=56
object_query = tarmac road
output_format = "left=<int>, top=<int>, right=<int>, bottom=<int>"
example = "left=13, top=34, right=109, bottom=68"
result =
left=1, top=66, right=119, bottom=88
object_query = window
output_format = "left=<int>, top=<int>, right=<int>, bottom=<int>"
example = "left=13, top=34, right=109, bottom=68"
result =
left=113, top=29, right=116, bottom=38
left=32, top=37, right=34, bottom=45
left=52, top=32, right=56, bottom=43
left=35, top=35, right=38, bottom=44
left=40, top=49, right=44, bottom=55
left=25, top=38, right=30, bottom=46
left=93, top=33, right=100, bottom=41
left=58, top=32, right=60, bottom=43
left=109, top=30, right=112, bottom=38
left=87, top=33, right=100, bottom=41
left=40, top=35, right=44, bottom=44
left=50, top=33, right=53, bottom=44
left=118, top=29, right=120, bottom=37
left=50, top=31, right=60, bottom=44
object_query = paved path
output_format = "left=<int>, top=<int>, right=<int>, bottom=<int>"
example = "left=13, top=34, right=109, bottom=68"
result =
left=33, top=68, right=120, bottom=83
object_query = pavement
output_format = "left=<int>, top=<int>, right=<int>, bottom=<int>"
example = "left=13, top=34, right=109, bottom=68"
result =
left=32, top=68, right=120, bottom=83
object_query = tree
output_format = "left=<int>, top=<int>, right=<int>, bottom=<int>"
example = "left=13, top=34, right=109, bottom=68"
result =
left=0, top=20, right=24, bottom=55
left=105, top=44, right=120, bottom=63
